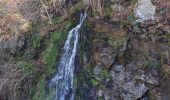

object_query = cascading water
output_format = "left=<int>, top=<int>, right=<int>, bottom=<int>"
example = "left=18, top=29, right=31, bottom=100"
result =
left=49, top=12, right=87, bottom=100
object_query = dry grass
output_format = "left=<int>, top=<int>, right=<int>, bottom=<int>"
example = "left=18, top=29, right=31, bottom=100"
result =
left=90, top=0, right=104, bottom=16
left=0, top=0, right=43, bottom=100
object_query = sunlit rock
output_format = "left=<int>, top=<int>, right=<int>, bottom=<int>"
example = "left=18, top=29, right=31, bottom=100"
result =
left=134, top=0, right=156, bottom=22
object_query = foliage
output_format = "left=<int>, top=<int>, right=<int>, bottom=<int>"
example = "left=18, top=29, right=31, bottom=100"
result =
left=69, top=1, right=84, bottom=15
left=64, top=19, right=75, bottom=33
left=91, top=78, right=100, bottom=86
left=104, top=1, right=112, bottom=17
left=52, top=17, right=63, bottom=24
left=144, top=60, right=161, bottom=70
left=100, top=69, right=111, bottom=79
left=43, top=31, right=62, bottom=75
left=30, top=19, right=74, bottom=100
left=31, top=79, right=47, bottom=100
left=32, top=34, right=41, bottom=48
left=108, top=37, right=127, bottom=48
left=119, top=14, right=137, bottom=27
left=43, top=18, right=74, bottom=75
left=17, top=60, right=35, bottom=74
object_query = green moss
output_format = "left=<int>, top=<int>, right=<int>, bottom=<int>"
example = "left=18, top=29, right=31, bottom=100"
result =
left=144, top=60, right=161, bottom=70
left=44, top=46, right=57, bottom=74
left=104, top=1, right=112, bottom=17
left=119, top=14, right=137, bottom=27
left=100, top=69, right=111, bottom=79
left=30, top=17, right=77, bottom=99
left=98, top=96, right=103, bottom=100
left=43, top=31, right=62, bottom=75
left=42, top=18, right=75, bottom=76
left=91, top=78, right=100, bottom=86
left=31, top=79, right=48, bottom=100
left=108, top=37, right=127, bottom=48
left=32, top=34, right=41, bottom=48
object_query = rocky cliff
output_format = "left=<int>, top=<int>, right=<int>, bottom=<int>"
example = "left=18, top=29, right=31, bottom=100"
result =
left=0, top=0, right=170, bottom=100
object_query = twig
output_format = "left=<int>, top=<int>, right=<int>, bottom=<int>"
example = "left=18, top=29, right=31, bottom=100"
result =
left=40, top=0, right=52, bottom=24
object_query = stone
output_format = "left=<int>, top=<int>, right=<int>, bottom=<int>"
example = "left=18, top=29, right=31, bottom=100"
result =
left=134, top=0, right=156, bottom=22
left=93, top=42, right=117, bottom=68
left=0, top=36, right=25, bottom=58
left=135, top=72, right=159, bottom=85
left=113, top=65, right=124, bottom=72
left=111, top=65, right=126, bottom=84
left=97, top=89, right=103, bottom=97
left=122, top=81, right=148, bottom=100
left=111, top=4, right=125, bottom=12
left=94, top=65, right=102, bottom=76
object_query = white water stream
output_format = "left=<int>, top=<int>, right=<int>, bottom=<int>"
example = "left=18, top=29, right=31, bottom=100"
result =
left=49, top=12, right=87, bottom=100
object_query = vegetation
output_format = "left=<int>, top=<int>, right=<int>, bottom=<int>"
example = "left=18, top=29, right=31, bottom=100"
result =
left=108, top=37, right=127, bottom=48
left=104, top=1, right=112, bottom=17
left=30, top=17, right=75, bottom=99
left=69, top=1, right=84, bottom=15
left=100, top=69, right=111, bottom=79
left=31, top=79, right=46, bottom=100
left=43, top=31, right=62, bottom=75
left=91, top=78, right=100, bottom=86
left=0, top=0, right=169, bottom=99
left=17, top=60, right=35, bottom=74
left=144, top=60, right=161, bottom=70
left=32, top=34, right=42, bottom=48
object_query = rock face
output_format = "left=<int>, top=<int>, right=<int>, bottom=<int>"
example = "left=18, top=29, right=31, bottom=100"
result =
left=79, top=7, right=170, bottom=98
left=0, top=0, right=169, bottom=99
left=0, top=0, right=41, bottom=58
left=134, top=0, right=156, bottom=21
left=93, top=42, right=116, bottom=68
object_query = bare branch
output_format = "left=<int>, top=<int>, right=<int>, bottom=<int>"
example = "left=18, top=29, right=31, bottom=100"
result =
left=40, top=0, right=52, bottom=24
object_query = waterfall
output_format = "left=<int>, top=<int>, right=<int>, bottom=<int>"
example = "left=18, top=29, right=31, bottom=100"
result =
left=49, top=12, right=87, bottom=100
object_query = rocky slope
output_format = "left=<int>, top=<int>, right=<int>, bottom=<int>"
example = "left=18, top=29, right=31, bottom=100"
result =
left=0, top=0, right=170, bottom=100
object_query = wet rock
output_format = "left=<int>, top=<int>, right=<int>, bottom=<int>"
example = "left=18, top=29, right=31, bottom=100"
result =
left=111, top=70, right=125, bottom=82
left=135, top=70, right=159, bottom=85
left=94, top=65, right=102, bottom=75
left=122, top=81, right=148, bottom=100
left=134, top=0, right=156, bottom=22
left=113, top=64, right=124, bottom=72
left=148, top=87, right=161, bottom=100
left=110, top=63, right=160, bottom=100
left=94, top=65, right=102, bottom=80
left=0, top=36, right=26, bottom=58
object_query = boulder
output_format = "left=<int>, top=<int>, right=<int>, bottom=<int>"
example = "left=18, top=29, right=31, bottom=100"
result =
left=134, top=0, right=156, bottom=22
